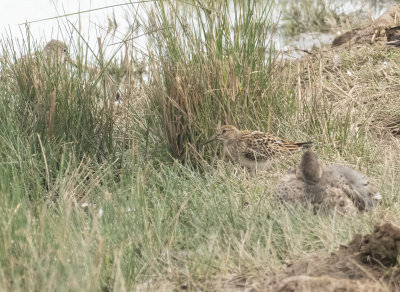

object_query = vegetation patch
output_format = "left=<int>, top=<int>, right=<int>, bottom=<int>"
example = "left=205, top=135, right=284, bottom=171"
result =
left=0, top=1, right=400, bottom=291
left=280, top=0, right=365, bottom=36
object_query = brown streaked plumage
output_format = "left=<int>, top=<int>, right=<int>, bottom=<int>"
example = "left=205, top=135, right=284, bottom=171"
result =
left=203, top=125, right=312, bottom=170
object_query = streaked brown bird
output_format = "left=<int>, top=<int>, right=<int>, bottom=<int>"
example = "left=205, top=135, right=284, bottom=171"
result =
left=203, top=125, right=312, bottom=170
left=41, top=40, right=68, bottom=64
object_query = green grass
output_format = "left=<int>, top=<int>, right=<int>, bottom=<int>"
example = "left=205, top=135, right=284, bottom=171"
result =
left=0, top=0, right=400, bottom=291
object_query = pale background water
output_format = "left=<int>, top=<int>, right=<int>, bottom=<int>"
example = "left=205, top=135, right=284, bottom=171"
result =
left=0, top=0, right=144, bottom=60
left=0, top=0, right=398, bottom=59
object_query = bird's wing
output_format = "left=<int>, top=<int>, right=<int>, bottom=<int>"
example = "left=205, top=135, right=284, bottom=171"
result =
left=240, top=131, right=304, bottom=160
left=324, top=165, right=380, bottom=210
left=275, top=170, right=309, bottom=205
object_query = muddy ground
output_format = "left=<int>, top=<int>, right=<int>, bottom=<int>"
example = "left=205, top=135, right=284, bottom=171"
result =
left=258, top=222, right=400, bottom=291
left=195, top=222, right=400, bottom=292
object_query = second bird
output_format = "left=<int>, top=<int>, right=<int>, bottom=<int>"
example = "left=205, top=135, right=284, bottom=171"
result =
left=203, top=125, right=312, bottom=170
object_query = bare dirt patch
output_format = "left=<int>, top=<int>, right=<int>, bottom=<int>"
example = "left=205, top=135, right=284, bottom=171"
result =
left=266, top=221, right=400, bottom=291
left=156, top=222, right=400, bottom=291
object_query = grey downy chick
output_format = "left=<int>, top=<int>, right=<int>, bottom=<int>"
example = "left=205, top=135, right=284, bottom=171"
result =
left=275, top=150, right=381, bottom=215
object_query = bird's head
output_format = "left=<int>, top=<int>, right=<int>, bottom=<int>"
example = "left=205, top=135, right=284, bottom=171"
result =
left=296, top=150, right=323, bottom=184
left=202, top=125, right=240, bottom=145
left=43, top=40, right=69, bottom=63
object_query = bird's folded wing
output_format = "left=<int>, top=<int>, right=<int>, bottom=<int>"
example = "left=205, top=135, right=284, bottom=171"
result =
left=240, top=132, right=297, bottom=160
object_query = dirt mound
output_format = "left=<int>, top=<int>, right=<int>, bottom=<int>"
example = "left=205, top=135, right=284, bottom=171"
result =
left=268, top=222, right=400, bottom=291
left=332, top=4, right=400, bottom=47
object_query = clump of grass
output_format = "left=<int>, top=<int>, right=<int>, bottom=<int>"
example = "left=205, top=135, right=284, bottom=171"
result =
left=145, top=0, right=291, bottom=162
left=0, top=38, right=115, bottom=159
left=142, top=0, right=362, bottom=166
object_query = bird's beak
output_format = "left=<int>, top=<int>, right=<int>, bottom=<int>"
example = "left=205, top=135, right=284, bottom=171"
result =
left=201, top=134, right=218, bottom=146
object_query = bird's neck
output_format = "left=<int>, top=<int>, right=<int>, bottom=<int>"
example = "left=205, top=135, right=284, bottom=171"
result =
left=224, top=139, right=237, bottom=147
left=223, top=142, right=239, bottom=161
left=224, top=134, right=242, bottom=149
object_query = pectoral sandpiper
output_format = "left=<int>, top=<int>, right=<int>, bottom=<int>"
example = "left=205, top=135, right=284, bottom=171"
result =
left=203, top=124, right=312, bottom=170
left=42, top=40, right=68, bottom=63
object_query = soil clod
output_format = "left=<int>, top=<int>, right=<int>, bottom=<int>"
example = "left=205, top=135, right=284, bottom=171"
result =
left=268, top=221, right=400, bottom=291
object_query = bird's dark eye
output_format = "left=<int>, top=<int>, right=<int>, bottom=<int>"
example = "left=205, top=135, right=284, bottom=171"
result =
left=221, top=129, right=227, bottom=134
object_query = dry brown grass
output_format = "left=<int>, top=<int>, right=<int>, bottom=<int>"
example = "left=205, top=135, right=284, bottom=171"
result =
left=124, top=41, right=400, bottom=290
left=4, top=2, right=400, bottom=291
left=280, top=43, right=400, bottom=147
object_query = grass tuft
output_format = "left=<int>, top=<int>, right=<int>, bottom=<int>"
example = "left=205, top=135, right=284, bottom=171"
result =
left=145, top=0, right=281, bottom=162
